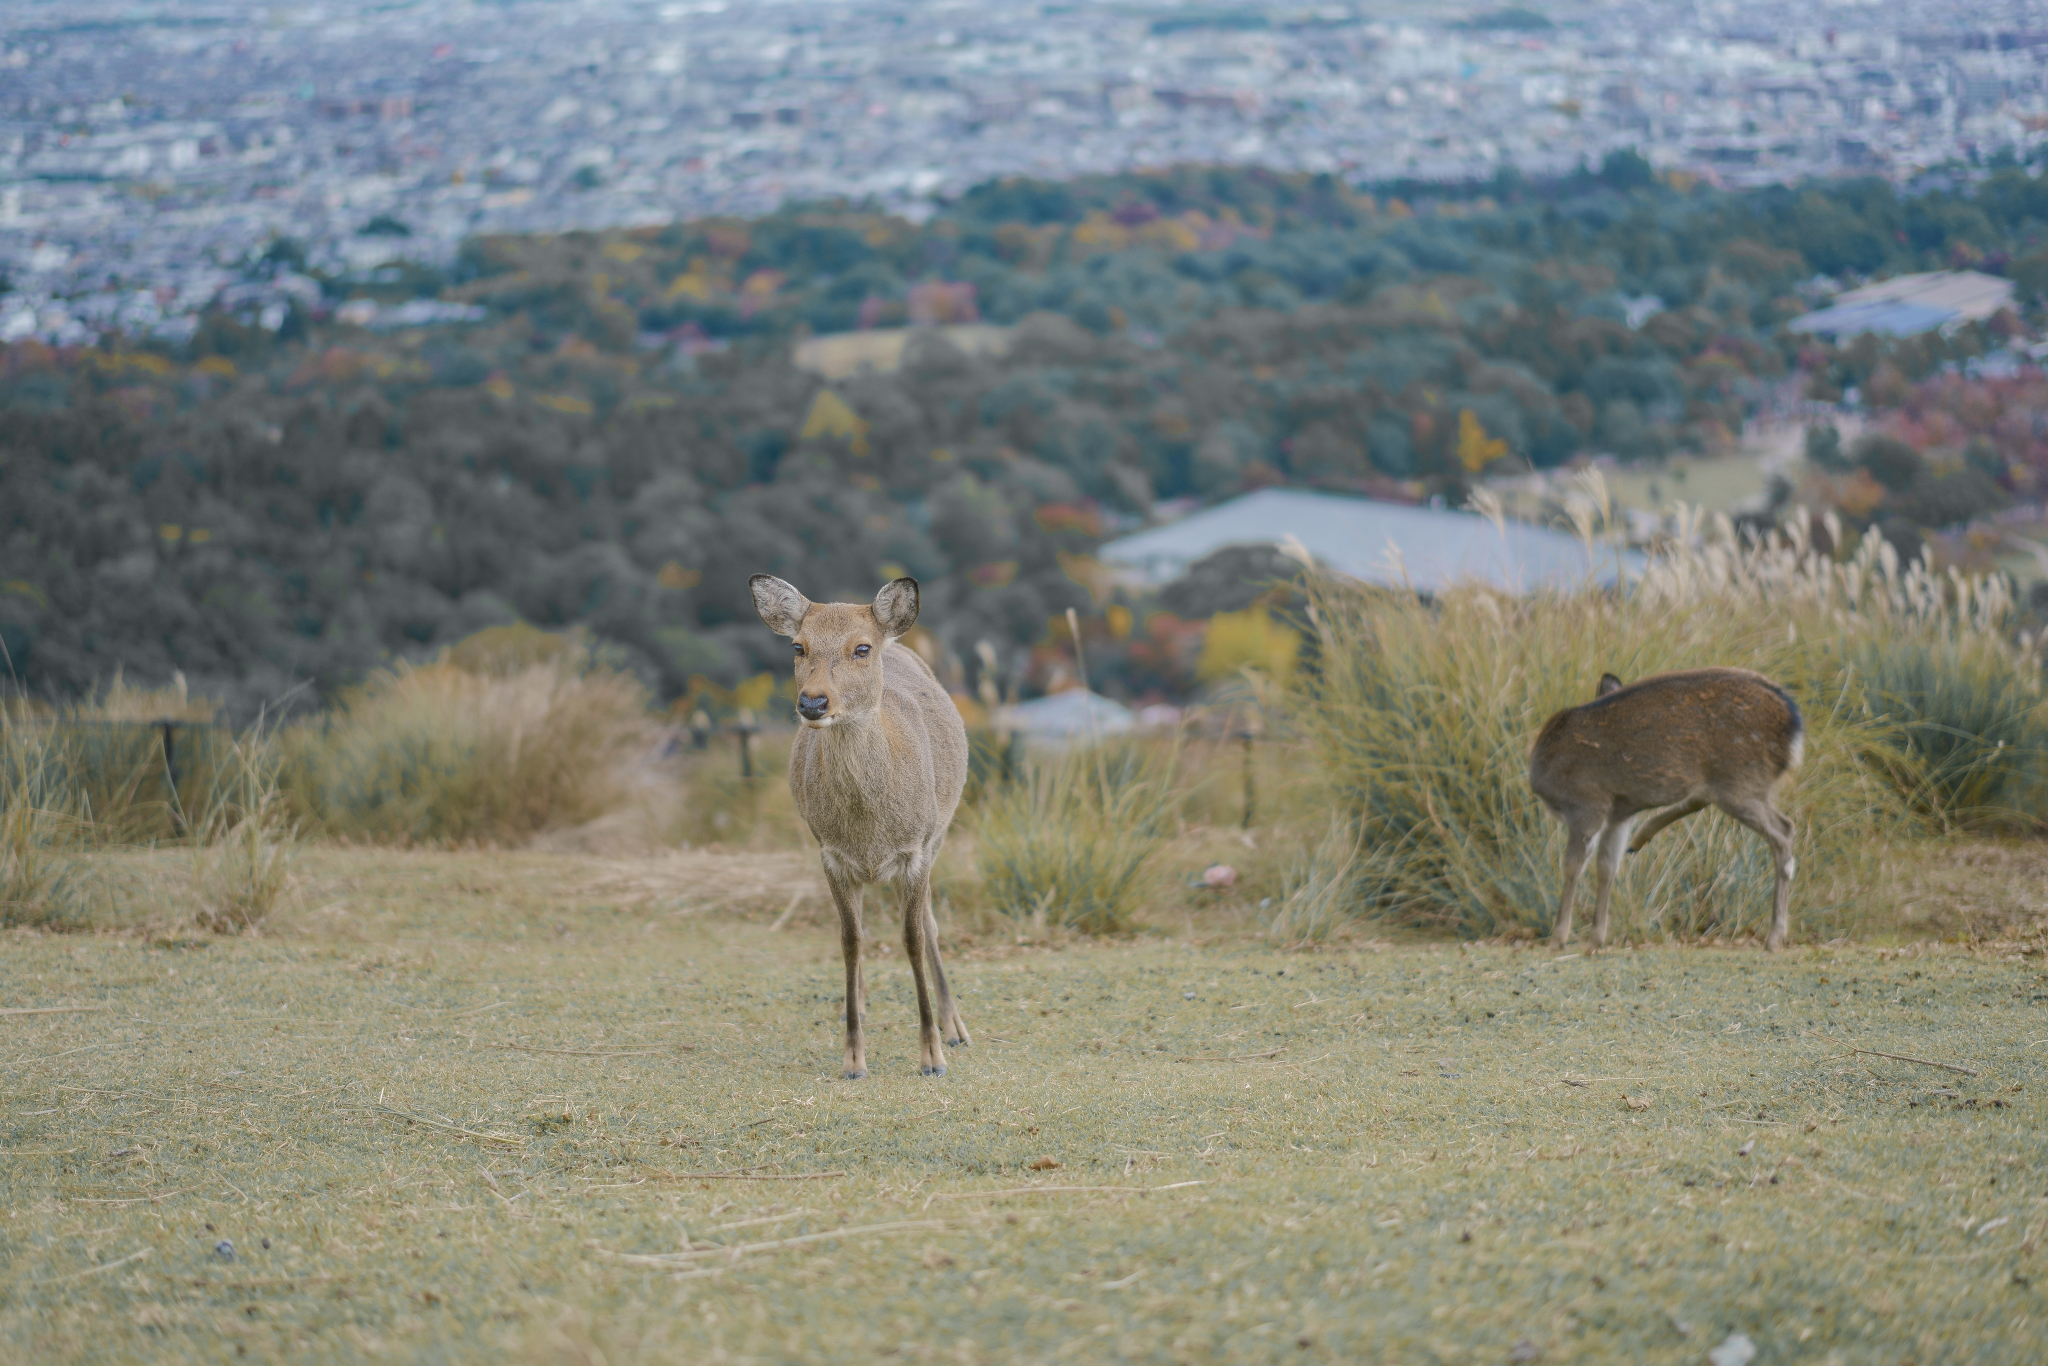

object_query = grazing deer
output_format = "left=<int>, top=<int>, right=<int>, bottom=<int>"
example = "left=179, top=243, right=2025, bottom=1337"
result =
left=751, top=574, right=971, bottom=1078
left=1528, top=668, right=1803, bottom=951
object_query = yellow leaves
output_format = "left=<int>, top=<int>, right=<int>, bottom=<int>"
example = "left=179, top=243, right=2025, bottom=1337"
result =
left=158, top=524, right=183, bottom=543
left=534, top=393, right=594, bottom=416
left=800, top=389, right=871, bottom=456
left=0, top=578, right=48, bottom=607
left=195, top=355, right=237, bottom=379
left=1198, top=608, right=1300, bottom=682
left=483, top=374, right=516, bottom=401
left=600, top=241, right=645, bottom=263
left=1057, top=550, right=1115, bottom=607
left=665, top=270, right=717, bottom=301
left=1107, top=604, right=1134, bottom=641
left=730, top=673, right=776, bottom=714
left=656, top=561, right=703, bottom=591
left=1456, top=409, right=1509, bottom=473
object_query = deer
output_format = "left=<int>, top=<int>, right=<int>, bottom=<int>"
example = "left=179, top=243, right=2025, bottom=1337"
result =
left=750, top=574, right=971, bottom=1079
left=1528, top=667, right=1803, bottom=952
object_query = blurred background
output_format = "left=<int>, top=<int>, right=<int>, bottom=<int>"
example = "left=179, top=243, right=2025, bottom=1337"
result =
left=7, top=1, right=2048, bottom=723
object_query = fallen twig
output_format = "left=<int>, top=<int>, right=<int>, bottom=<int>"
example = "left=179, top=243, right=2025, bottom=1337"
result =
left=591, top=1218, right=945, bottom=1267
left=70, top=1185, right=199, bottom=1206
left=1850, top=1047, right=1979, bottom=1077
left=1176, top=1047, right=1285, bottom=1063
left=347, top=1105, right=526, bottom=1148
left=487, top=1056, right=671, bottom=1064
left=1, top=1005, right=111, bottom=1018
left=33, top=1248, right=148, bottom=1284
left=657, top=1170, right=847, bottom=1181
left=928, top=1181, right=1205, bottom=1204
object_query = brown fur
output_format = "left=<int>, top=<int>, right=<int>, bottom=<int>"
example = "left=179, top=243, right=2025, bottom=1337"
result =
left=751, top=574, right=970, bottom=1078
left=1528, top=667, right=1804, bottom=951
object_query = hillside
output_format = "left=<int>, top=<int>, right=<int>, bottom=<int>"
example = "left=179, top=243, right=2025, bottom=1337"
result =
left=5, top=162, right=2047, bottom=711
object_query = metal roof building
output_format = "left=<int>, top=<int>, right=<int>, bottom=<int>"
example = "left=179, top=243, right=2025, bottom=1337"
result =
left=1097, top=488, right=1637, bottom=595
left=1789, top=270, right=2015, bottom=339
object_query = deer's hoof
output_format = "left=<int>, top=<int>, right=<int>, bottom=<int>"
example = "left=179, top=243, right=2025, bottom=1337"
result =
left=842, top=1067, right=867, bottom=1081
left=946, top=1037, right=969, bottom=1049
left=920, top=1064, right=947, bottom=1078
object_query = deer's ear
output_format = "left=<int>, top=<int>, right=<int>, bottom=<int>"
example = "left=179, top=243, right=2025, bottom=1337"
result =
left=873, top=577, right=920, bottom=638
left=751, top=575, right=810, bottom=637
left=1596, top=672, right=1624, bottom=697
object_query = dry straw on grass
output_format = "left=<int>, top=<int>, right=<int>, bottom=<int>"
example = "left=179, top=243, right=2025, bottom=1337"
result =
left=1295, top=477, right=2045, bottom=944
left=277, top=648, right=662, bottom=847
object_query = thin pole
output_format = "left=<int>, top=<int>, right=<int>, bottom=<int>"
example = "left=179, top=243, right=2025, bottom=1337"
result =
left=737, top=709, right=755, bottom=781
left=1240, top=725, right=1255, bottom=830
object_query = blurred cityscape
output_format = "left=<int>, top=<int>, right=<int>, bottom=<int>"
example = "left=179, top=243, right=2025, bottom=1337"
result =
left=5, top=1, right=2048, bottom=346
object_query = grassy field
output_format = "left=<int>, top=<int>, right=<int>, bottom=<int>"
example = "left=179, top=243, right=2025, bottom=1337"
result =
left=4, top=846, right=2047, bottom=1365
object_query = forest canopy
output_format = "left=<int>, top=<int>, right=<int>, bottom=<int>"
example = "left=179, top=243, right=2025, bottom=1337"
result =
left=4, top=162, right=2044, bottom=713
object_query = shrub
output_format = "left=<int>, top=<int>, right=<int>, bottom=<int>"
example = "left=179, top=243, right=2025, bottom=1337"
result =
left=974, top=741, right=1180, bottom=934
left=1292, top=490, right=2032, bottom=943
left=278, top=651, right=659, bottom=845
left=1851, top=634, right=2047, bottom=828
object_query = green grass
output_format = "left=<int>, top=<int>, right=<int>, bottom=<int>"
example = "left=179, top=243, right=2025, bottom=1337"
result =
left=2, top=847, right=2045, bottom=1364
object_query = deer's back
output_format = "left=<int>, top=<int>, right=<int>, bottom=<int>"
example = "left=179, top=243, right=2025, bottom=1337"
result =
left=790, top=642, right=968, bottom=876
left=1529, top=667, right=1802, bottom=811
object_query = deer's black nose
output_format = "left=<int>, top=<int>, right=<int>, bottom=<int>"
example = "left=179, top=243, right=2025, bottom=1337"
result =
left=797, top=692, right=829, bottom=721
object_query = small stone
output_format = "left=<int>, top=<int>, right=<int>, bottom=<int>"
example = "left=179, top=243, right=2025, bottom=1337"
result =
left=214, top=1239, right=235, bottom=1262
left=1706, top=1332, right=1756, bottom=1366
left=1202, top=864, right=1237, bottom=889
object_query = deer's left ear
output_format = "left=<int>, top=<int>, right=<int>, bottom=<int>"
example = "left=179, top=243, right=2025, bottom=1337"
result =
left=1596, top=672, right=1624, bottom=697
left=873, top=578, right=920, bottom=638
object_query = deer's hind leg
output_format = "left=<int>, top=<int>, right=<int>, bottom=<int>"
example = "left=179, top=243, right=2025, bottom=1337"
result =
left=922, top=896, right=971, bottom=1048
left=899, top=863, right=947, bottom=1077
left=1549, top=805, right=1605, bottom=950
left=1588, top=812, right=1638, bottom=949
left=1718, top=796, right=1796, bottom=952
left=826, top=872, right=868, bottom=1080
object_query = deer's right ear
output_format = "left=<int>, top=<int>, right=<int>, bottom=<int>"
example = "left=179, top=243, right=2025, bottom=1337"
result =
left=751, top=575, right=810, bottom=637
left=1596, top=673, right=1624, bottom=697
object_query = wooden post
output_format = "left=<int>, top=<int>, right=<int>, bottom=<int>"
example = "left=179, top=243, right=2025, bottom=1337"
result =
left=736, top=708, right=756, bottom=781
left=159, top=719, right=189, bottom=835
left=1238, top=721, right=1258, bottom=830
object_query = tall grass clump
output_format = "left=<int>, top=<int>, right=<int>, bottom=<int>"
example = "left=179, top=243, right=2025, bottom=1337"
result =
left=1295, top=485, right=2037, bottom=944
left=189, top=727, right=298, bottom=933
left=1849, top=633, right=2048, bottom=828
left=278, top=632, right=660, bottom=845
left=0, top=720, right=104, bottom=928
left=974, top=740, right=1182, bottom=934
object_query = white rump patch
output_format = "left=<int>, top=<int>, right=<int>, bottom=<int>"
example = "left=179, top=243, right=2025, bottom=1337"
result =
left=1786, top=730, right=1804, bottom=770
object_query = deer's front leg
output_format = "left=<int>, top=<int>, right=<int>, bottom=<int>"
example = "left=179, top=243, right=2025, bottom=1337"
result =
left=901, top=868, right=945, bottom=1077
left=827, top=872, right=867, bottom=1080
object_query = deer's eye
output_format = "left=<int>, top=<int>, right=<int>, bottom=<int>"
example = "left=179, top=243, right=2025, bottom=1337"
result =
left=854, top=644, right=871, bottom=658
left=793, top=643, right=805, bottom=657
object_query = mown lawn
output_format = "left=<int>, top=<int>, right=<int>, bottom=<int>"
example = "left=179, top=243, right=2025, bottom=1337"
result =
left=2, top=849, right=2045, bottom=1364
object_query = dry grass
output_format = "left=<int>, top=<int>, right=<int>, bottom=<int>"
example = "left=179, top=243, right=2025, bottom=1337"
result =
left=2, top=844, right=2045, bottom=1365
left=1296, top=493, right=2045, bottom=944
left=276, top=657, right=666, bottom=847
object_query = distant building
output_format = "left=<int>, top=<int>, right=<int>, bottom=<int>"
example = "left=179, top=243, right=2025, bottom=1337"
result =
left=1788, top=270, right=2015, bottom=340
left=1096, top=488, right=1637, bottom=596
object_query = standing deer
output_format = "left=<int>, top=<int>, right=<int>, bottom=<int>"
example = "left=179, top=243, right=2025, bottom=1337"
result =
left=751, top=574, right=970, bottom=1078
left=1528, top=668, right=1803, bottom=951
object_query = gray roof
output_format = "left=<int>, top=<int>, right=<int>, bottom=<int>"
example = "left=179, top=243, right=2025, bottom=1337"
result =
left=1098, top=488, right=1637, bottom=595
left=999, top=690, right=1136, bottom=743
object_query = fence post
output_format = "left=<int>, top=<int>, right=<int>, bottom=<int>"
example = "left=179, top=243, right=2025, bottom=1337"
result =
left=1238, top=718, right=1259, bottom=830
left=736, top=709, right=756, bottom=781
left=159, top=719, right=189, bottom=835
